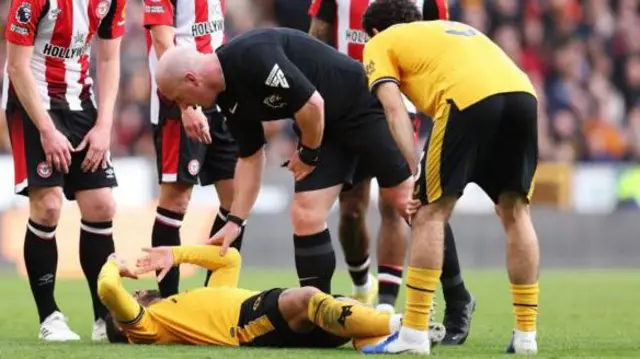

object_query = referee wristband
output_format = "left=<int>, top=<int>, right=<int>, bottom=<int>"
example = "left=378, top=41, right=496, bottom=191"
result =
left=226, top=214, right=247, bottom=228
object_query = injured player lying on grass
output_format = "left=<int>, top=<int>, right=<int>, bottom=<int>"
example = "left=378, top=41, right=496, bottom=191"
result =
left=97, top=245, right=445, bottom=348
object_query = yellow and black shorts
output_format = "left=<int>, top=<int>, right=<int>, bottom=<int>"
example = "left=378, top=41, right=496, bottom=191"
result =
left=237, top=288, right=349, bottom=348
left=414, top=92, right=538, bottom=205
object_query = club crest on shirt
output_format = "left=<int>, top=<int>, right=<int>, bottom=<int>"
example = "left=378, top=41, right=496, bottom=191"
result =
left=16, top=2, right=32, bottom=24
left=96, top=0, right=111, bottom=19
left=365, top=60, right=375, bottom=76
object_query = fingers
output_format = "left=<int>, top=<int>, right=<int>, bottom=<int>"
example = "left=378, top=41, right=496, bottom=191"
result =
left=219, top=238, right=229, bottom=256
left=185, top=123, right=200, bottom=141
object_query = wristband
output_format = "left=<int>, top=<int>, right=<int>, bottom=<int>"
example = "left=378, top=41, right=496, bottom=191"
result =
left=298, top=145, right=320, bottom=166
left=227, top=214, right=247, bottom=227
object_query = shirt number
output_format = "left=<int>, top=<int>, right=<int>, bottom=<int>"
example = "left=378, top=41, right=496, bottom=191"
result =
left=442, top=21, right=477, bottom=37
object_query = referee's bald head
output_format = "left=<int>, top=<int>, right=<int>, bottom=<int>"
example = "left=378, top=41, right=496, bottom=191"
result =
left=155, top=46, right=225, bottom=109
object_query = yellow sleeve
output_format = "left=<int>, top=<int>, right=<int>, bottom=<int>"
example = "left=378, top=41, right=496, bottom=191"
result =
left=363, top=33, right=400, bottom=91
left=97, top=259, right=142, bottom=323
left=171, top=245, right=241, bottom=288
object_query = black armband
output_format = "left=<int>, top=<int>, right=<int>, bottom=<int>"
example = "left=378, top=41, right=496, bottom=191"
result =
left=227, top=214, right=247, bottom=227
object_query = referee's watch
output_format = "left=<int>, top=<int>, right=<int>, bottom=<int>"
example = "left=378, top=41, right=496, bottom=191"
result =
left=298, top=145, right=320, bottom=166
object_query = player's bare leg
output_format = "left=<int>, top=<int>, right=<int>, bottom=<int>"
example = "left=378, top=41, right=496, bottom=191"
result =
left=25, top=186, right=79, bottom=341
left=375, top=193, right=407, bottom=312
left=205, top=178, right=243, bottom=284
left=76, top=187, right=117, bottom=341
left=153, top=182, right=193, bottom=297
left=291, top=184, right=342, bottom=293
left=497, top=192, right=539, bottom=355
left=338, top=180, right=375, bottom=305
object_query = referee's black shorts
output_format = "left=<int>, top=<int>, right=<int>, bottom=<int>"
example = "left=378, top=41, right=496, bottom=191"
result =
left=294, top=95, right=411, bottom=193
left=413, top=91, right=539, bottom=205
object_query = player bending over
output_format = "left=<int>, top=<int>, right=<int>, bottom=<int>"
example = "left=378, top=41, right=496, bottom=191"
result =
left=360, top=0, right=540, bottom=355
left=98, top=245, right=445, bottom=348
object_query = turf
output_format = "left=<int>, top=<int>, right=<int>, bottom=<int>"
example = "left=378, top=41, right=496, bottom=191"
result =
left=0, top=268, right=637, bottom=358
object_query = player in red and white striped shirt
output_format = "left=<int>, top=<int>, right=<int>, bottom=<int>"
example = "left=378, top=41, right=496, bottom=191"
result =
left=3, top=0, right=126, bottom=342
left=308, top=0, right=475, bottom=346
left=143, top=0, right=245, bottom=298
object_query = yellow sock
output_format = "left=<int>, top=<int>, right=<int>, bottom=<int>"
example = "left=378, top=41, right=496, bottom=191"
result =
left=308, top=293, right=392, bottom=338
left=511, top=283, right=539, bottom=332
left=404, top=267, right=441, bottom=331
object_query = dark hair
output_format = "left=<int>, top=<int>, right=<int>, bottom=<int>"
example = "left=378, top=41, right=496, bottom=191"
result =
left=362, top=0, right=423, bottom=37
left=105, top=289, right=163, bottom=344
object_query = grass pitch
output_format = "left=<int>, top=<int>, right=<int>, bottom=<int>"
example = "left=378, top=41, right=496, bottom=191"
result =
left=0, top=268, right=637, bottom=358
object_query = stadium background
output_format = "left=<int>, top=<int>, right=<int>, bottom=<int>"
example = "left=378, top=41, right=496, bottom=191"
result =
left=0, top=0, right=639, bottom=279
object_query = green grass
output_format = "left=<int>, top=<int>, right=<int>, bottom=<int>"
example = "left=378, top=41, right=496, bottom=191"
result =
left=0, top=268, right=638, bottom=358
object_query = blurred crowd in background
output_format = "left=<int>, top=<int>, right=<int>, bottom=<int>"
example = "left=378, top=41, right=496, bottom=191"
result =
left=1, top=0, right=640, bottom=165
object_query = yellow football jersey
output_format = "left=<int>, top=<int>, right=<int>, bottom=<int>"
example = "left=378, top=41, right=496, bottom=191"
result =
left=132, top=286, right=258, bottom=345
left=363, top=21, right=536, bottom=118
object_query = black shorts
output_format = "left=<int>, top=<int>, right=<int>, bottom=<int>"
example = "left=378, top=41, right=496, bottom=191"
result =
left=153, top=109, right=237, bottom=186
left=237, top=288, right=349, bottom=348
left=414, top=92, right=538, bottom=205
left=346, top=111, right=424, bottom=193
left=295, top=96, right=411, bottom=193
left=5, top=101, right=118, bottom=200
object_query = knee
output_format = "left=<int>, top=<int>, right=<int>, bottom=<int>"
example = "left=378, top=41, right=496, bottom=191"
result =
left=339, top=194, right=368, bottom=221
left=379, top=177, right=414, bottom=214
left=291, top=197, right=327, bottom=235
left=496, top=193, right=530, bottom=226
left=80, top=191, right=117, bottom=221
left=158, top=183, right=193, bottom=214
left=29, top=189, right=63, bottom=226
left=378, top=195, right=401, bottom=223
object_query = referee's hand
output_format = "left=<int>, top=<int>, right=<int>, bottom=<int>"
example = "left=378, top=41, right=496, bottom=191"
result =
left=182, top=107, right=212, bottom=144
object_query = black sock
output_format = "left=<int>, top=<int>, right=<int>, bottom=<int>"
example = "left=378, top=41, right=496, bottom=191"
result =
left=79, top=220, right=116, bottom=321
left=378, top=264, right=403, bottom=306
left=346, top=256, right=370, bottom=287
left=441, top=222, right=470, bottom=304
left=152, top=207, right=184, bottom=297
left=24, top=219, right=60, bottom=323
left=204, top=207, right=247, bottom=285
left=294, top=229, right=336, bottom=293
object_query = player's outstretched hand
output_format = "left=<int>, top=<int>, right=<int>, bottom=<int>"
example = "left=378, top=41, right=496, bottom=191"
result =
left=286, top=150, right=316, bottom=181
left=205, top=222, right=242, bottom=256
left=40, top=127, right=73, bottom=174
left=136, top=247, right=175, bottom=282
left=75, top=124, right=111, bottom=173
left=182, top=107, right=212, bottom=144
left=108, top=253, right=138, bottom=280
